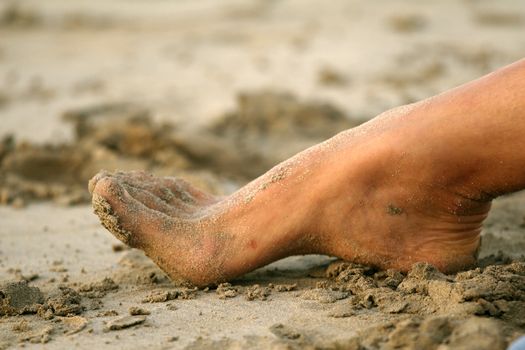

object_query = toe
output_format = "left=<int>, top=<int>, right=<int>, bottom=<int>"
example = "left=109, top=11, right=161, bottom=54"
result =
left=92, top=176, right=178, bottom=248
left=121, top=182, right=193, bottom=217
left=161, top=177, right=218, bottom=205
left=88, top=170, right=111, bottom=194
left=113, top=172, right=197, bottom=211
left=113, top=171, right=209, bottom=208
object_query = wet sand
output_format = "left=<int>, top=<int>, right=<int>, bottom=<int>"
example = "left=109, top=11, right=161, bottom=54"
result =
left=1, top=0, right=525, bottom=349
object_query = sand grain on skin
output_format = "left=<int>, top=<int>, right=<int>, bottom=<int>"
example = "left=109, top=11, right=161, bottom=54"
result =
left=92, top=193, right=132, bottom=244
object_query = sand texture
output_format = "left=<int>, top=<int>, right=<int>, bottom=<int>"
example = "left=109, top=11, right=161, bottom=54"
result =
left=0, top=201, right=524, bottom=349
left=1, top=0, right=525, bottom=349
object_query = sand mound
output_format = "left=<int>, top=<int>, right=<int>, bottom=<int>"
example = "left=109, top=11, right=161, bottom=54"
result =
left=319, top=258, right=525, bottom=349
left=0, top=93, right=360, bottom=207
left=205, top=91, right=363, bottom=178
left=0, top=281, right=44, bottom=316
left=211, top=91, right=357, bottom=140
left=0, top=103, right=220, bottom=207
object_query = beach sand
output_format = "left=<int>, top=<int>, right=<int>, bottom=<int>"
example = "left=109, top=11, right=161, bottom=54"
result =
left=1, top=0, right=525, bottom=348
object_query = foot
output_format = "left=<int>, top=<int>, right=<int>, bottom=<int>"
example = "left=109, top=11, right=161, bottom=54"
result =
left=89, top=105, right=492, bottom=286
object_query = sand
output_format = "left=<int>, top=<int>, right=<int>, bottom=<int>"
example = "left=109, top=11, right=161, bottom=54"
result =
left=1, top=0, right=525, bottom=349
left=1, top=199, right=525, bottom=348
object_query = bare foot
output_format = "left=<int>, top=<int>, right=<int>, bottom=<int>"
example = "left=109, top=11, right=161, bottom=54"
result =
left=89, top=105, right=492, bottom=286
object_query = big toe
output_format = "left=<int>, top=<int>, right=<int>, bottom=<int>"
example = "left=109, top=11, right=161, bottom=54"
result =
left=91, top=175, right=177, bottom=248
left=88, top=170, right=111, bottom=195
left=91, top=175, right=135, bottom=245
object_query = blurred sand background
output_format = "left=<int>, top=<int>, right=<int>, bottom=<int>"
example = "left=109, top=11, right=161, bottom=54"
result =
left=1, top=0, right=525, bottom=349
